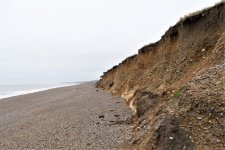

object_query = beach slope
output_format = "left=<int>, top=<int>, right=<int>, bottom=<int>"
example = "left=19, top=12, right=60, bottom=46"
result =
left=0, top=82, right=131, bottom=149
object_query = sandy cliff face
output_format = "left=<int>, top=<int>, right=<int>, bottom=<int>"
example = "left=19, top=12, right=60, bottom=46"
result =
left=97, top=2, right=225, bottom=150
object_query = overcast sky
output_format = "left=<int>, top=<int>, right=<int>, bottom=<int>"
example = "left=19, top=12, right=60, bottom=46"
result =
left=0, top=0, right=220, bottom=84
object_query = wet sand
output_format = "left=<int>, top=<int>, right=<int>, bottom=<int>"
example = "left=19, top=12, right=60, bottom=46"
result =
left=0, top=82, right=132, bottom=150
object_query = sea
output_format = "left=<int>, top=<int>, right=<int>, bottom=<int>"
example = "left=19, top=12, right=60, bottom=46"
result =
left=0, top=82, right=81, bottom=100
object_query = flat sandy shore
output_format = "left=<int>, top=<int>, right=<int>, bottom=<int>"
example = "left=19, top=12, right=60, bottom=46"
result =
left=0, top=82, right=132, bottom=150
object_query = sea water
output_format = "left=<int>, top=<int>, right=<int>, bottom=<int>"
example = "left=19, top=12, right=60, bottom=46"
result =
left=0, top=83, right=80, bottom=100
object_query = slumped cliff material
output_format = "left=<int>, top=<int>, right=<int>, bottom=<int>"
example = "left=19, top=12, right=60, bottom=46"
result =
left=97, top=2, right=225, bottom=150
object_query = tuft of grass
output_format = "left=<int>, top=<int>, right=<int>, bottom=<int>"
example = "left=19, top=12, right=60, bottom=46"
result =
left=174, top=90, right=182, bottom=97
left=174, top=87, right=185, bottom=98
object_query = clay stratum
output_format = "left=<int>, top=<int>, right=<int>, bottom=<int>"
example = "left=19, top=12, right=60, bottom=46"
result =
left=96, top=2, right=225, bottom=150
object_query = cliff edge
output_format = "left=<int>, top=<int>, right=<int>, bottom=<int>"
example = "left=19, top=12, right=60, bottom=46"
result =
left=97, top=2, right=225, bottom=150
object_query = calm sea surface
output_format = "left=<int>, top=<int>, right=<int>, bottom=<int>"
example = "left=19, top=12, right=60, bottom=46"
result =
left=0, top=83, right=79, bottom=99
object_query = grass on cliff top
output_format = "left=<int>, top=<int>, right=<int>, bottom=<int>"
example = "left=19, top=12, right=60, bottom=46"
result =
left=179, top=0, right=225, bottom=23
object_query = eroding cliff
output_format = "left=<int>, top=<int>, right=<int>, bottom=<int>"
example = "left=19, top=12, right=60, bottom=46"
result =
left=97, top=2, right=225, bottom=149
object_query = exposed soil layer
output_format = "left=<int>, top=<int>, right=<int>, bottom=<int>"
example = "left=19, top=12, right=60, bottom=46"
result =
left=97, top=2, right=225, bottom=150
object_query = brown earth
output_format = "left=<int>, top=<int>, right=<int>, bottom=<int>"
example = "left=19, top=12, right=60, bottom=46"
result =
left=97, top=2, right=225, bottom=150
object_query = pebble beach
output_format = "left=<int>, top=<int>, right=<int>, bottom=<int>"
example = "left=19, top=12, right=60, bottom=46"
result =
left=0, top=82, right=132, bottom=150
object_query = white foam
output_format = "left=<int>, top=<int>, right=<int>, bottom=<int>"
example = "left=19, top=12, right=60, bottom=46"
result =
left=0, top=83, right=79, bottom=100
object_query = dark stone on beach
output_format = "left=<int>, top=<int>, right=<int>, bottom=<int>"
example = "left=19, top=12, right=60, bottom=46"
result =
left=98, top=115, right=104, bottom=119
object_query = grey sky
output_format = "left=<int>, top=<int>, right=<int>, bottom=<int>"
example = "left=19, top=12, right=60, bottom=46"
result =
left=0, top=0, right=220, bottom=84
